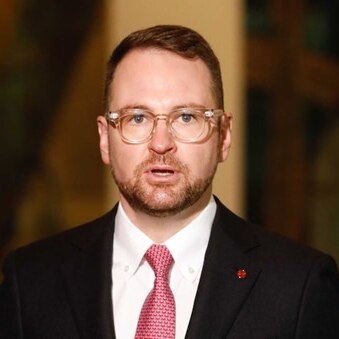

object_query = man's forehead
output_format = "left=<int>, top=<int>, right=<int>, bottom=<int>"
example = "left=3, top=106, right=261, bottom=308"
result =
left=107, top=48, right=217, bottom=111
left=115, top=47, right=206, bottom=73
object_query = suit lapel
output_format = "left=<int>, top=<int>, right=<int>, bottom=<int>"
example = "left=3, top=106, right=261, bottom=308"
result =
left=185, top=199, right=262, bottom=338
left=60, top=209, right=117, bottom=339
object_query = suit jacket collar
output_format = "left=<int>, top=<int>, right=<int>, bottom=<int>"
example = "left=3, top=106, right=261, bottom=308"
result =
left=60, top=207, right=117, bottom=339
left=185, top=197, right=261, bottom=338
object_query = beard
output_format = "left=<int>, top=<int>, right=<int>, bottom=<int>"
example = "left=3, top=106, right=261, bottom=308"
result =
left=111, top=153, right=218, bottom=217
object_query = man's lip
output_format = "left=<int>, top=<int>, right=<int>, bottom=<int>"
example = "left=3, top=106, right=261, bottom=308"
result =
left=145, top=165, right=178, bottom=174
left=144, top=165, right=181, bottom=184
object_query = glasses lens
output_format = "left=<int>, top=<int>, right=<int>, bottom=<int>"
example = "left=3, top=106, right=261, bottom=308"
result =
left=170, top=109, right=208, bottom=141
left=120, top=110, right=154, bottom=142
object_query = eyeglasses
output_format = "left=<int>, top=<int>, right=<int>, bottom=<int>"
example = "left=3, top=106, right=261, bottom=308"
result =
left=105, top=107, right=224, bottom=144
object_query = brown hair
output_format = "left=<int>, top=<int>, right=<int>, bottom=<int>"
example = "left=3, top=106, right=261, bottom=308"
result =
left=104, top=25, right=224, bottom=111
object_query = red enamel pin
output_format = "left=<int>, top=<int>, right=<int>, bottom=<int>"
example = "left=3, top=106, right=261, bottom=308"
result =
left=236, top=268, right=247, bottom=279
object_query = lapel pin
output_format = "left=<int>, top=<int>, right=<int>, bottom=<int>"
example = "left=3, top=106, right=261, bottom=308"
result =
left=236, top=268, right=247, bottom=279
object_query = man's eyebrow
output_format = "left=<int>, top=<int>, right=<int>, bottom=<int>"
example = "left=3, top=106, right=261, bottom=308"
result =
left=172, top=103, right=208, bottom=110
left=118, top=104, right=150, bottom=110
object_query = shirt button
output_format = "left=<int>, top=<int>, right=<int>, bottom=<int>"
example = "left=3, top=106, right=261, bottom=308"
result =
left=124, top=265, right=130, bottom=272
left=188, top=267, right=195, bottom=274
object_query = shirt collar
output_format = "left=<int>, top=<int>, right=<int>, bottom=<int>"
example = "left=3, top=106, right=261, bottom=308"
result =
left=113, top=204, right=153, bottom=280
left=164, top=197, right=216, bottom=282
left=113, top=197, right=216, bottom=282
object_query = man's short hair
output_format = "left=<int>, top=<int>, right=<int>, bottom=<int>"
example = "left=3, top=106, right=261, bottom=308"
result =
left=104, top=25, right=224, bottom=111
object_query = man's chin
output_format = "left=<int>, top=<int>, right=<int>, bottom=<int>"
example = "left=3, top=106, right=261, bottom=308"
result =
left=134, top=201, right=191, bottom=218
left=126, top=191, right=186, bottom=217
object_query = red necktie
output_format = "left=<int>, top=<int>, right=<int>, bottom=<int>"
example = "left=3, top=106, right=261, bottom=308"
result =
left=135, top=244, right=175, bottom=339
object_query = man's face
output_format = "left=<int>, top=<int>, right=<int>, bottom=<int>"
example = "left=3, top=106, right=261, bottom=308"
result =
left=97, top=48, right=231, bottom=217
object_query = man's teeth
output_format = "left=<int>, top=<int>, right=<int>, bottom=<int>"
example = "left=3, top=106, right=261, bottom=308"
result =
left=152, top=169, right=173, bottom=175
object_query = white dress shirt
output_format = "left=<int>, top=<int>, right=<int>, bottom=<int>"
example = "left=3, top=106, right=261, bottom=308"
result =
left=112, top=197, right=216, bottom=339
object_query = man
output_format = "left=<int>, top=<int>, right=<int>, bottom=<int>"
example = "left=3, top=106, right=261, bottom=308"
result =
left=0, top=25, right=338, bottom=339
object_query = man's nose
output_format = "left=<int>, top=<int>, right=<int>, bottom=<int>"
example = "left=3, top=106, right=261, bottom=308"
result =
left=147, top=118, right=176, bottom=154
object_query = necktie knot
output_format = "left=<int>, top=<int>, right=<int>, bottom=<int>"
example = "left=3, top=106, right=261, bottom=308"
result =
left=145, top=244, right=173, bottom=279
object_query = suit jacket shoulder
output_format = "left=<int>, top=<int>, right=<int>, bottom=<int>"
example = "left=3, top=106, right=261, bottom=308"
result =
left=185, top=197, right=339, bottom=339
left=0, top=207, right=117, bottom=339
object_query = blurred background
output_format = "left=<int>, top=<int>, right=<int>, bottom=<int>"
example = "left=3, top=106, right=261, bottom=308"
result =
left=0, top=0, right=338, bottom=269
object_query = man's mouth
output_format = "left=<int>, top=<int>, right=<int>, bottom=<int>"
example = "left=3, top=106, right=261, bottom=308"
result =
left=144, top=165, right=179, bottom=182
left=151, top=168, right=175, bottom=176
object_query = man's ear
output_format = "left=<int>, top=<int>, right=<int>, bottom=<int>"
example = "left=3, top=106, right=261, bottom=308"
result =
left=97, top=116, right=110, bottom=165
left=219, top=112, right=233, bottom=163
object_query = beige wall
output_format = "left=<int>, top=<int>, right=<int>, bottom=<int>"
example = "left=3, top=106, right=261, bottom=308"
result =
left=104, top=0, right=246, bottom=215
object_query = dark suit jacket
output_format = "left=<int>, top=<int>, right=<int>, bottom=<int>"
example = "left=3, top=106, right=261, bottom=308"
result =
left=1, top=198, right=339, bottom=338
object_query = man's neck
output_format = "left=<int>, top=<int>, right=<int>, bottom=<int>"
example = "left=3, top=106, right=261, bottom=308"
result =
left=119, top=189, right=212, bottom=243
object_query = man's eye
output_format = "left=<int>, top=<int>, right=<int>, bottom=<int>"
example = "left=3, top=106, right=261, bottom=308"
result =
left=180, top=113, right=193, bottom=123
left=130, top=114, right=145, bottom=124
